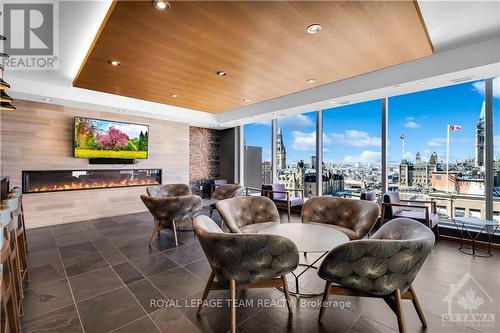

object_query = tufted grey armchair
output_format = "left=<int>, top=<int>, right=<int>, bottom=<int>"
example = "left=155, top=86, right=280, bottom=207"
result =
left=317, top=218, right=435, bottom=333
left=209, top=184, right=244, bottom=221
left=193, top=215, right=299, bottom=333
left=215, top=196, right=280, bottom=233
left=140, top=194, right=202, bottom=247
left=146, top=184, right=191, bottom=197
left=302, top=196, right=380, bottom=240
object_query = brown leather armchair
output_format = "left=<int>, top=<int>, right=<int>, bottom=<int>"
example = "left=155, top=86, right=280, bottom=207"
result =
left=140, top=194, right=202, bottom=247
left=381, top=192, right=439, bottom=237
left=215, top=196, right=280, bottom=233
left=209, top=184, right=244, bottom=220
left=301, top=196, right=380, bottom=240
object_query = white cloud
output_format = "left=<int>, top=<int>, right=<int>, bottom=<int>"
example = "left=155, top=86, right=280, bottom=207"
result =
left=106, top=123, right=146, bottom=138
left=343, top=151, right=381, bottom=163
left=403, top=151, right=414, bottom=161
left=406, top=117, right=415, bottom=121
left=427, top=137, right=446, bottom=147
left=405, top=121, right=420, bottom=129
left=472, top=77, right=500, bottom=99
left=279, top=114, right=314, bottom=127
left=291, top=131, right=316, bottom=151
left=329, top=130, right=380, bottom=147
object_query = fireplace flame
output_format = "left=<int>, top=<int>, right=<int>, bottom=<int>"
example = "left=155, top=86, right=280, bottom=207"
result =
left=28, top=179, right=160, bottom=193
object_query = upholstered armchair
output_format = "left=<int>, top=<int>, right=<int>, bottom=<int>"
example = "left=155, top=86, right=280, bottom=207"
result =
left=146, top=184, right=191, bottom=197
left=193, top=215, right=299, bottom=333
left=208, top=184, right=244, bottom=220
left=140, top=194, right=202, bottom=247
left=215, top=196, right=280, bottom=233
left=317, top=218, right=435, bottom=333
left=262, top=183, right=304, bottom=222
left=360, top=191, right=377, bottom=201
left=302, top=196, right=379, bottom=240
left=381, top=192, right=439, bottom=237
left=210, top=179, right=227, bottom=195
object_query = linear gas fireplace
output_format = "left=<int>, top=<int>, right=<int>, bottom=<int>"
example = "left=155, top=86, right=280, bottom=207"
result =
left=22, top=169, right=162, bottom=194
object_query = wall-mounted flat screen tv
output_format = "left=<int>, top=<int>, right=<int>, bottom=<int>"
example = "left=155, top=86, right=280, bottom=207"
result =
left=74, top=117, right=149, bottom=159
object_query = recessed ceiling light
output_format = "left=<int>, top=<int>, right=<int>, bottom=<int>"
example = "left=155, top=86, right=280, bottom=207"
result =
left=393, top=84, right=400, bottom=88
left=153, top=0, right=170, bottom=10
left=307, top=79, right=316, bottom=85
left=42, top=97, right=52, bottom=102
left=418, top=81, right=426, bottom=85
left=242, top=98, right=251, bottom=103
left=117, top=109, right=124, bottom=113
left=216, top=71, right=226, bottom=76
left=170, top=94, right=178, bottom=98
left=328, top=101, right=336, bottom=104
left=306, top=24, right=322, bottom=34
left=107, top=60, right=121, bottom=66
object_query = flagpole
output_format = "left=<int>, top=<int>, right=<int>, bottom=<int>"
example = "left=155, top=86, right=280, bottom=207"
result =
left=446, top=124, right=450, bottom=193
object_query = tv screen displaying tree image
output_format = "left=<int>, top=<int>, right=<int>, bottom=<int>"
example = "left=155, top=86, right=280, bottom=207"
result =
left=74, top=117, right=149, bottom=159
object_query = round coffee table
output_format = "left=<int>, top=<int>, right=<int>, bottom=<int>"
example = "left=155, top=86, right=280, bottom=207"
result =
left=258, top=223, right=349, bottom=297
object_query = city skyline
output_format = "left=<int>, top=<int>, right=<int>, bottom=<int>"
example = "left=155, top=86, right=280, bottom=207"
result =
left=244, top=78, right=500, bottom=166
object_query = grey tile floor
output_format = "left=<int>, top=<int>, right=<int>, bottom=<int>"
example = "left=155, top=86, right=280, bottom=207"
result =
left=20, top=208, right=500, bottom=333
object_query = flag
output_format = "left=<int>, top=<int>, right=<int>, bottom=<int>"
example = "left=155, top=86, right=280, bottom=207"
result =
left=449, top=125, right=462, bottom=131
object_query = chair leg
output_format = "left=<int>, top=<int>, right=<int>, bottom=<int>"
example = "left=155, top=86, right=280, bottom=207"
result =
left=287, top=202, right=291, bottom=223
left=230, top=279, right=236, bottom=333
left=148, top=221, right=160, bottom=247
left=197, top=272, right=214, bottom=315
left=171, top=220, right=179, bottom=247
left=409, top=286, right=427, bottom=328
left=393, top=289, right=406, bottom=333
left=318, top=281, right=331, bottom=323
left=281, top=275, right=292, bottom=314
left=209, top=207, right=214, bottom=218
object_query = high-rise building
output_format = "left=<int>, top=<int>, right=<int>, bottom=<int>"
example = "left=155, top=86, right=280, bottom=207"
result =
left=475, top=102, right=485, bottom=167
left=277, top=128, right=287, bottom=170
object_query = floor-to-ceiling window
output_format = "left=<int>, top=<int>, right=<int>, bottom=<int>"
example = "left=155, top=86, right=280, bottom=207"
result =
left=492, top=77, right=500, bottom=222
left=276, top=112, right=317, bottom=198
left=322, top=100, right=382, bottom=197
left=388, top=80, right=486, bottom=220
left=243, top=122, right=271, bottom=189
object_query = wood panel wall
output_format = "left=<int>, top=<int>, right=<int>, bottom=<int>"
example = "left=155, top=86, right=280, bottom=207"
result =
left=0, top=100, right=190, bottom=228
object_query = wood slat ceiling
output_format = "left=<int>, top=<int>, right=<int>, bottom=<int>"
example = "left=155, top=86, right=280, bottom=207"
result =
left=74, top=1, right=433, bottom=113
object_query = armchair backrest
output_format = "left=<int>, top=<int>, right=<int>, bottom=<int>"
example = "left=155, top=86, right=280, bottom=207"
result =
left=215, top=196, right=280, bottom=233
left=212, top=184, right=244, bottom=200
left=146, top=184, right=191, bottom=197
left=383, top=192, right=402, bottom=219
left=302, top=196, right=380, bottom=239
left=360, top=191, right=376, bottom=201
left=140, top=194, right=202, bottom=227
left=212, top=179, right=228, bottom=186
left=194, top=215, right=299, bottom=285
left=318, top=218, right=435, bottom=296
left=261, top=183, right=287, bottom=200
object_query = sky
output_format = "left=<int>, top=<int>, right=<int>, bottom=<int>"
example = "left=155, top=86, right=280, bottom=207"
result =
left=90, top=119, right=148, bottom=139
left=244, top=78, right=500, bottom=166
